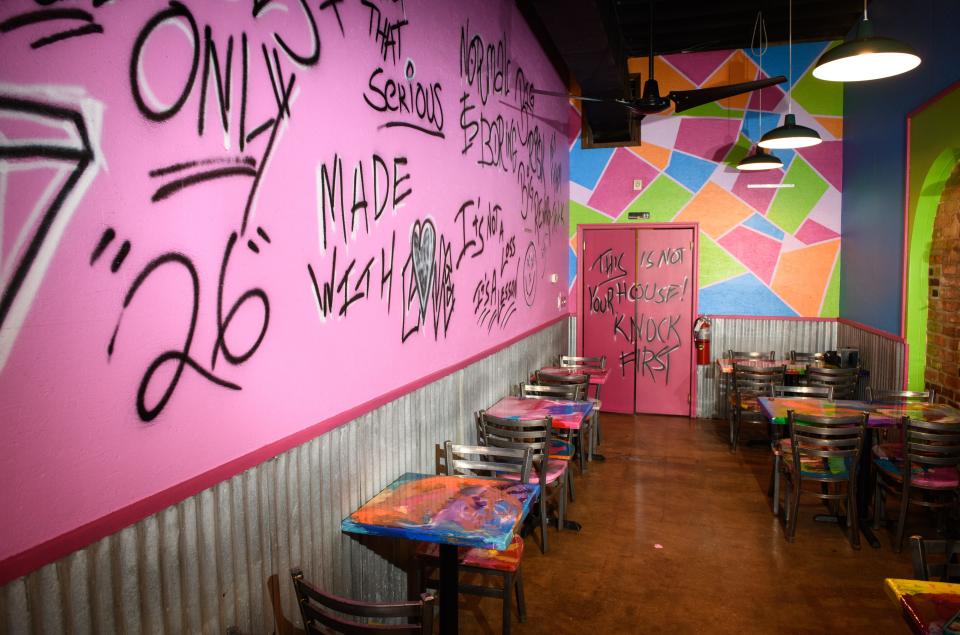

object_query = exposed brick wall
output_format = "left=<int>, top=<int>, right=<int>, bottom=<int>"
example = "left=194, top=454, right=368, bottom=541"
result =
left=926, top=163, right=960, bottom=406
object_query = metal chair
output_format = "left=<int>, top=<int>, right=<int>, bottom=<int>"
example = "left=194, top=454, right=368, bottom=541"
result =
left=730, top=363, right=783, bottom=451
left=535, top=371, right=594, bottom=472
left=767, top=386, right=834, bottom=514
left=806, top=366, right=859, bottom=400
left=873, top=417, right=960, bottom=552
left=910, top=535, right=960, bottom=582
left=291, top=567, right=434, bottom=635
left=866, top=388, right=936, bottom=404
left=557, top=356, right=606, bottom=446
left=778, top=410, right=868, bottom=548
left=479, top=411, right=567, bottom=554
left=519, top=382, right=579, bottom=501
left=415, top=443, right=533, bottom=635
left=728, top=350, right=776, bottom=361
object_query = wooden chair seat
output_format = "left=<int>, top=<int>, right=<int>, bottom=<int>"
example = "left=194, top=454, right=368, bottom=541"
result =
left=416, top=535, right=523, bottom=573
left=549, top=439, right=575, bottom=460
left=501, top=461, right=567, bottom=485
left=873, top=443, right=960, bottom=489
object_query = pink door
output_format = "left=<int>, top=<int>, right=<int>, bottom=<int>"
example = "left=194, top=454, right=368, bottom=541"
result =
left=580, top=226, right=696, bottom=416
left=633, top=227, right=695, bottom=416
left=581, top=229, right=636, bottom=414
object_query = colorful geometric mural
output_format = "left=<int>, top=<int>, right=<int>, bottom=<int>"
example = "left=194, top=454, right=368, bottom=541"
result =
left=568, top=42, right=842, bottom=317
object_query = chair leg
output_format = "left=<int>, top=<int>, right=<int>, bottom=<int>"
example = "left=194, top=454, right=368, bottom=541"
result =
left=894, top=485, right=911, bottom=553
left=787, top=479, right=801, bottom=542
left=578, top=431, right=586, bottom=473
left=538, top=491, right=548, bottom=554
left=557, top=479, right=567, bottom=533
left=873, top=481, right=882, bottom=530
left=502, top=572, right=512, bottom=635
left=849, top=480, right=861, bottom=550
left=515, top=565, right=526, bottom=622
left=769, top=454, right=781, bottom=516
left=567, top=466, right=575, bottom=502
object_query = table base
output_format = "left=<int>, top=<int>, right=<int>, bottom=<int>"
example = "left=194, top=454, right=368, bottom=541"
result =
left=439, top=544, right=458, bottom=635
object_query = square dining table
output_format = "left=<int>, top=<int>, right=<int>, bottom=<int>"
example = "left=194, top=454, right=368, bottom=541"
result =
left=885, top=578, right=960, bottom=634
left=485, top=395, right=593, bottom=431
left=342, top=472, right=539, bottom=635
left=536, top=365, right=610, bottom=386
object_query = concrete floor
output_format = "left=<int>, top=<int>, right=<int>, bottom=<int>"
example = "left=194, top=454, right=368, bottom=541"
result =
left=456, top=413, right=916, bottom=634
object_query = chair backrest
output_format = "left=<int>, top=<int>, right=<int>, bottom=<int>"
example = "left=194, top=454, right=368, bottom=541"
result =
left=902, top=417, right=960, bottom=477
left=291, top=568, right=434, bottom=635
left=866, top=388, right=936, bottom=404
left=474, top=411, right=486, bottom=445
left=559, top=355, right=606, bottom=369
left=520, top=382, right=582, bottom=401
left=773, top=384, right=833, bottom=400
left=911, top=535, right=960, bottom=582
left=727, top=350, right=775, bottom=361
left=805, top=366, right=859, bottom=399
left=443, top=441, right=533, bottom=482
left=786, top=410, right=867, bottom=468
left=790, top=350, right=825, bottom=363
left=537, top=370, right=589, bottom=386
left=479, top=411, right=553, bottom=468
left=733, top=363, right=784, bottom=395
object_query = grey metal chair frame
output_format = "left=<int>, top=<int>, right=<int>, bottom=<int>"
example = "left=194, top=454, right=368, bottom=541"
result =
left=805, top=366, right=859, bottom=400
left=291, top=567, right=434, bottom=635
left=533, top=372, right=594, bottom=473
left=767, top=391, right=834, bottom=515
left=479, top=411, right=567, bottom=554
left=559, top=355, right=606, bottom=369
left=519, top=382, right=580, bottom=502
left=730, top=364, right=783, bottom=451
left=779, top=411, right=868, bottom=549
left=874, top=417, right=960, bottom=552
left=773, top=385, right=834, bottom=400
left=727, top=350, right=776, bottom=361
left=910, top=535, right=960, bottom=582
left=866, top=388, right=936, bottom=404
left=415, top=442, right=533, bottom=635
left=790, top=350, right=825, bottom=363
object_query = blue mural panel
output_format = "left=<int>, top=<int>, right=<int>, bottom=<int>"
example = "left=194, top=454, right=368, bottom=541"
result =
left=570, top=136, right=614, bottom=189
left=745, top=41, right=830, bottom=88
left=665, top=151, right=716, bottom=193
left=699, top=272, right=798, bottom=316
left=743, top=213, right=785, bottom=240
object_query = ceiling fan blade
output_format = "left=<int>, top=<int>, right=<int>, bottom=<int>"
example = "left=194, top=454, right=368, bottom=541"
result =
left=669, top=75, right=786, bottom=113
left=531, top=88, right=629, bottom=106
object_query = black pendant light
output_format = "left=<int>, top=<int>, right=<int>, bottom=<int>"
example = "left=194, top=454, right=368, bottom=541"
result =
left=738, top=13, right=783, bottom=172
left=759, top=0, right=822, bottom=149
left=813, top=0, right=921, bottom=82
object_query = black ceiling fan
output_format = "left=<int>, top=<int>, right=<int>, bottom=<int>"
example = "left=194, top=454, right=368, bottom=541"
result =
left=533, top=1, right=786, bottom=120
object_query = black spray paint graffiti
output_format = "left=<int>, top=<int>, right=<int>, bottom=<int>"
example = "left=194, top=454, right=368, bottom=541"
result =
left=401, top=219, right=456, bottom=342
left=0, top=4, right=107, bottom=50
left=0, top=96, right=94, bottom=341
left=586, top=246, right=689, bottom=385
left=306, top=231, right=396, bottom=319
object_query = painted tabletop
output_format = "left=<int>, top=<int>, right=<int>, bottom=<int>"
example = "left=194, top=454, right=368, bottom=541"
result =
left=876, top=403, right=960, bottom=425
left=486, top=396, right=593, bottom=430
left=341, top=473, right=539, bottom=551
left=716, top=358, right=807, bottom=375
left=537, top=366, right=609, bottom=385
left=885, top=578, right=960, bottom=635
left=758, top=397, right=899, bottom=428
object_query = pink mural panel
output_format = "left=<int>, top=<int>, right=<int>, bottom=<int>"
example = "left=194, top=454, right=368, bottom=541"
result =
left=0, top=0, right=569, bottom=573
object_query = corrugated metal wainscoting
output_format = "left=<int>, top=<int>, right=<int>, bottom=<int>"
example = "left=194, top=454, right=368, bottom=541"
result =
left=0, top=320, right=569, bottom=635
left=837, top=321, right=906, bottom=396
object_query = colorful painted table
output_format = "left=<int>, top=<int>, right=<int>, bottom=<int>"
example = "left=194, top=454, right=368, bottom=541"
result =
left=758, top=397, right=900, bottom=428
left=875, top=403, right=960, bottom=425
left=537, top=366, right=610, bottom=385
left=885, top=578, right=960, bottom=634
left=342, top=472, right=539, bottom=635
left=486, top=396, right=593, bottom=430
left=716, top=358, right=808, bottom=375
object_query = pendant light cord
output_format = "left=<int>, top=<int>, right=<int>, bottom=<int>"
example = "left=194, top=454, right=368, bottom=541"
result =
left=751, top=12, right=768, bottom=136
left=788, top=0, right=793, bottom=114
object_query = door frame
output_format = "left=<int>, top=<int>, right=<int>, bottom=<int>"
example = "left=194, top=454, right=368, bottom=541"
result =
left=575, top=223, right=700, bottom=417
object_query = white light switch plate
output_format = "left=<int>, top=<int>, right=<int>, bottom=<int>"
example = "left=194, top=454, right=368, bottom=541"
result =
left=633, top=179, right=643, bottom=191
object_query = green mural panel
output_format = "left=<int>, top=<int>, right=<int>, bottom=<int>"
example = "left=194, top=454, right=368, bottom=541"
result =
left=620, top=175, right=692, bottom=223
left=767, top=158, right=828, bottom=233
left=791, top=70, right=843, bottom=116
left=820, top=256, right=841, bottom=317
left=569, top=201, right=611, bottom=237
left=722, top=134, right=753, bottom=168
left=699, top=232, right=747, bottom=287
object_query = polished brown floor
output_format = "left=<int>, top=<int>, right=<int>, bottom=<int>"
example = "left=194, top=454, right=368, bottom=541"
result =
left=457, top=413, right=915, bottom=635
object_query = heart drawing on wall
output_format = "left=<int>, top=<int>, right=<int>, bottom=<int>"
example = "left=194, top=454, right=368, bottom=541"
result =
left=411, top=219, right=436, bottom=319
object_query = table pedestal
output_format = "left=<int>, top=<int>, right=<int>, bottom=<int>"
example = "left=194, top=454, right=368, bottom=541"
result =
left=439, top=544, right=458, bottom=634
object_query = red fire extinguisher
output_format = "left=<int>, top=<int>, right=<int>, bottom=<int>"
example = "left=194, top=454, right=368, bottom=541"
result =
left=694, top=317, right=711, bottom=365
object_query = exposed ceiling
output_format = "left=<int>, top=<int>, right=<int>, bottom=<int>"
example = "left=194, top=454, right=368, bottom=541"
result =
left=519, top=0, right=867, bottom=143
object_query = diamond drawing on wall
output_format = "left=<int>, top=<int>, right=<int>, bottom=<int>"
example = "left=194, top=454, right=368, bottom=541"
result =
left=567, top=40, right=842, bottom=317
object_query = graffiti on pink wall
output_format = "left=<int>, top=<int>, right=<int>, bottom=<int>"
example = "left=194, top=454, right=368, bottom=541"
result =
left=0, top=0, right=568, bottom=568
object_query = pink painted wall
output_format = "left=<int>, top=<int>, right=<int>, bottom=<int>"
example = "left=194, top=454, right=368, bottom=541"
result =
left=0, top=0, right=568, bottom=571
